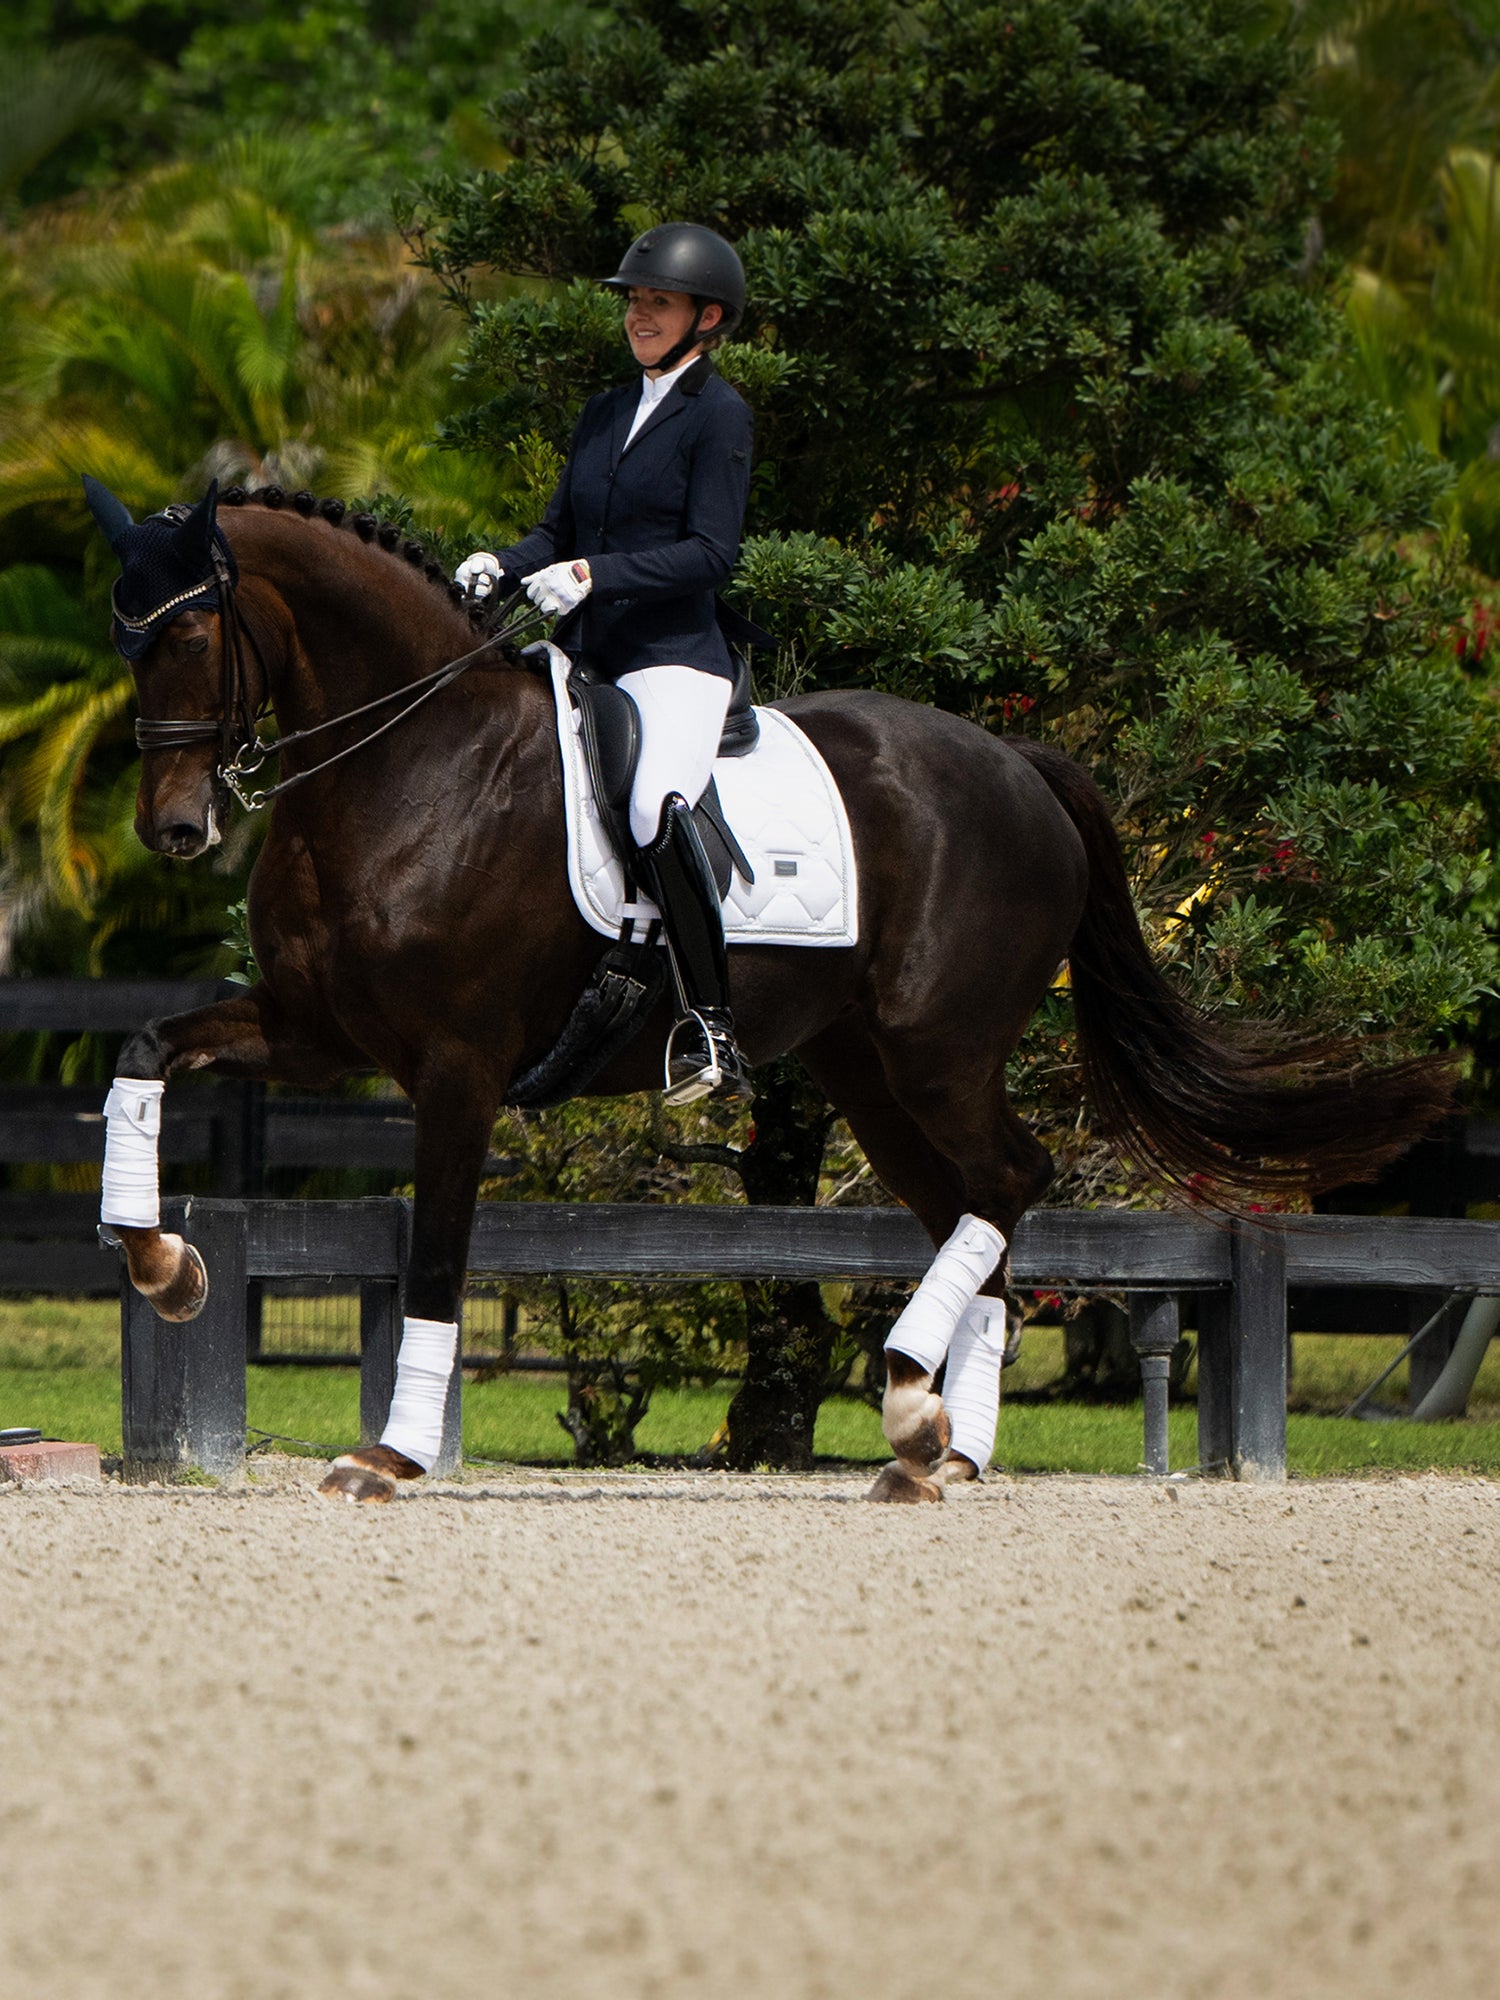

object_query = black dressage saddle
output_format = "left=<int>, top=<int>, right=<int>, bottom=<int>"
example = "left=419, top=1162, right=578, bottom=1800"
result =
left=524, top=642, right=758, bottom=893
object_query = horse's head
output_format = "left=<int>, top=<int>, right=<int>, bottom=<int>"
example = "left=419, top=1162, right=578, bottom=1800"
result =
left=84, top=476, right=241, bottom=858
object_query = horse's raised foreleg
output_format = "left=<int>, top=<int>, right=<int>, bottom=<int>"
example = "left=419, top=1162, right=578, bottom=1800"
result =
left=104, top=986, right=341, bottom=1320
left=319, top=1064, right=499, bottom=1504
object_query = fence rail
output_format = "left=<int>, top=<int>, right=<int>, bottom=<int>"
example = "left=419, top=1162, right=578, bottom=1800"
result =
left=112, top=1197, right=1500, bottom=1488
left=0, top=980, right=509, bottom=1294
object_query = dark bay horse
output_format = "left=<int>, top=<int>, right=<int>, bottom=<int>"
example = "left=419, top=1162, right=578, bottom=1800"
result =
left=91, top=483, right=1452, bottom=1501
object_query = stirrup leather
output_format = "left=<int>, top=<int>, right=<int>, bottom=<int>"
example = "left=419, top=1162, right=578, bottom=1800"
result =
left=662, top=1010, right=753, bottom=1107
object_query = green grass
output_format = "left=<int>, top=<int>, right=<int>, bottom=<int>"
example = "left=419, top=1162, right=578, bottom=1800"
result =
left=6, top=1297, right=1500, bottom=1477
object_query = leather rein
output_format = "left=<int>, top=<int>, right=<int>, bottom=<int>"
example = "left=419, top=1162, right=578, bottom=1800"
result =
left=129, top=549, right=538, bottom=814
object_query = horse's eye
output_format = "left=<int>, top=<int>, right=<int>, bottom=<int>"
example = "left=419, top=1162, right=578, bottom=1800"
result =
left=184, top=636, right=210, bottom=655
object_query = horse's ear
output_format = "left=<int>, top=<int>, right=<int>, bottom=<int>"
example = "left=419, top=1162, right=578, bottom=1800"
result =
left=82, top=475, right=135, bottom=552
left=172, top=479, right=219, bottom=568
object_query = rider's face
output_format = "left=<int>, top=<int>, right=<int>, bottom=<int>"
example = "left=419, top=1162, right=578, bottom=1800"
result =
left=624, top=287, right=723, bottom=373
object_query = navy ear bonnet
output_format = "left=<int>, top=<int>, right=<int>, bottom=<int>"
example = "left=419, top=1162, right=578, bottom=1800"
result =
left=83, top=476, right=238, bottom=661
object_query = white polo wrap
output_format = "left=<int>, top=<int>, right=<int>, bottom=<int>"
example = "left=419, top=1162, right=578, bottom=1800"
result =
left=884, top=1213, right=1006, bottom=1375
left=943, top=1298, right=1009, bottom=1474
left=100, top=1077, right=165, bottom=1229
left=379, top=1317, right=459, bottom=1472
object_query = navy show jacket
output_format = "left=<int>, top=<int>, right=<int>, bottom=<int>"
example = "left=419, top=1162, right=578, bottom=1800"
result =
left=495, top=355, right=754, bottom=682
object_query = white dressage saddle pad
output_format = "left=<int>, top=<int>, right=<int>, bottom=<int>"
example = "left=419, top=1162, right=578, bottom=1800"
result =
left=544, top=645, right=859, bottom=948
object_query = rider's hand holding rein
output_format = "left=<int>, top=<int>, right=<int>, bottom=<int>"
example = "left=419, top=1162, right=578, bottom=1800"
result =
left=453, top=551, right=513, bottom=601
left=523, top=559, right=592, bottom=618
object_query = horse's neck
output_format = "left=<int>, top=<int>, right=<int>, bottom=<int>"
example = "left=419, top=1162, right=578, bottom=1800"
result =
left=250, top=535, right=468, bottom=735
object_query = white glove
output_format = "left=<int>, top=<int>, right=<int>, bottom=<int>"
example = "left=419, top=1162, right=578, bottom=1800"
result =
left=454, top=551, right=503, bottom=600
left=523, top=559, right=593, bottom=618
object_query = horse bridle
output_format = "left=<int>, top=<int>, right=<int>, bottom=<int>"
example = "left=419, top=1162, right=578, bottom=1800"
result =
left=122, top=533, right=539, bottom=813
left=118, top=534, right=262, bottom=778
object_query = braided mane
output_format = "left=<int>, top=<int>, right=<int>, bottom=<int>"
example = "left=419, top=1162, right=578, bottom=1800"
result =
left=219, top=485, right=492, bottom=629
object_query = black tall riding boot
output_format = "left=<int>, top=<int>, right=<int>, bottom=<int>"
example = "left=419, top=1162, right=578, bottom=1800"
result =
left=634, top=793, right=753, bottom=1105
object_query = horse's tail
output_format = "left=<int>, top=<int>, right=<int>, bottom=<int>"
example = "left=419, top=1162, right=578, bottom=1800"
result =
left=1005, top=738, right=1457, bottom=1198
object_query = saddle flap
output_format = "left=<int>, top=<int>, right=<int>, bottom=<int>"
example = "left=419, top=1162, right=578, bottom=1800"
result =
left=719, top=650, right=759, bottom=758
left=570, top=675, right=640, bottom=810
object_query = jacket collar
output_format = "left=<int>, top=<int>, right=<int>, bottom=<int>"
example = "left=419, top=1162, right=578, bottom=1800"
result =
left=615, top=353, right=716, bottom=461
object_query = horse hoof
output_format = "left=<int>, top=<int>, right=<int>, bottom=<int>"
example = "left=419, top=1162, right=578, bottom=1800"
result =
left=880, top=1377, right=951, bottom=1465
left=145, top=1238, right=209, bottom=1323
left=319, top=1456, right=397, bottom=1504
left=317, top=1446, right=424, bottom=1504
left=931, top=1450, right=981, bottom=1488
left=866, top=1459, right=944, bottom=1504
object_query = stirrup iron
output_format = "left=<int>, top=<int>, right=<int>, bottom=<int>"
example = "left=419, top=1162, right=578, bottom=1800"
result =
left=662, top=1010, right=753, bottom=1106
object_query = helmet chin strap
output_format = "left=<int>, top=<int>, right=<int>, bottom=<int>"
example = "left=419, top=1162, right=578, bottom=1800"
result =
left=649, top=302, right=708, bottom=375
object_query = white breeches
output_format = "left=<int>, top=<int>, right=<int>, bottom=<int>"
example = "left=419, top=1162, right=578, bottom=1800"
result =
left=884, top=1213, right=1006, bottom=1375
left=616, top=664, right=733, bottom=848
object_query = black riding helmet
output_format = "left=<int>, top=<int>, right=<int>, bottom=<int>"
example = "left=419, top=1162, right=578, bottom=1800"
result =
left=602, top=223, right=746, bottom=369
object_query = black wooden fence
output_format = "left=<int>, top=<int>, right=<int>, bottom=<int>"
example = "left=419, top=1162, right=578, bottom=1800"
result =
left=0, top=979, right=510, bottom=1295
left=10, top=979, right=1500, bottom=1483
left=116, top=1197, right=1500, bottom=1487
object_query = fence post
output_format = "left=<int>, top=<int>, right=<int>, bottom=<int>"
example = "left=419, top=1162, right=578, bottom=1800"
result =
left=359, top=1278, right=399, bottom=1446
left=359, top=1200, right=407, bottom=1447
left=120, top=1197, right=248, bottom=1483
left=1194, top=1291, right=1233, bottom=1475
left=1128, top=1292, right=1179, bottom=1475
left=1228, top=1220, right=1287, bottom=1482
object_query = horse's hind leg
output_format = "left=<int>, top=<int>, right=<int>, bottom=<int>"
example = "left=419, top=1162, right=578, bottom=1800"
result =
left=801, top=1020, right=1051, bottom=1502
left=105, top=985, right=344, bottom=1320
left=319, top=1063, right=499, bottom=1504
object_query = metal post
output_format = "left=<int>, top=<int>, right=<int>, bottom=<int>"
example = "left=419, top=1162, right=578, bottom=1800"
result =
left=120, top=1197, right=248, bottom=1483
left=358, top=1279, right=399, bottom=1446
left=1229, top=1220, right=1287, bottom=1482
left=433, top=1314, right=463, bottom=1479
left=1405, top=1289, right=1456, bottom=1412
left=1129, top=1292, right=1179, bottom=1476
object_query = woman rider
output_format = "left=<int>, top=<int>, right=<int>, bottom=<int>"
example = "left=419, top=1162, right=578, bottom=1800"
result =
left=455, top=223, right=757, bottom=1106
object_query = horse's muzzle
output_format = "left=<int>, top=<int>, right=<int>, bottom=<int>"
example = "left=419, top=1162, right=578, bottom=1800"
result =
left=139, top=800, right=222, bottom=859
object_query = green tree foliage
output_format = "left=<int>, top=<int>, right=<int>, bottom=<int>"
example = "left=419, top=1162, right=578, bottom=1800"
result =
left=0, top=135, right=535, bottom=975
left=0, top=37, right=138, bottom=211
left=1, top=0, right=600, bottom=217
left=1300, top=6, right=1500, bottom=569
left=414, top=0, right=1499, bottom=1160
left=1299, top=0, right=1500, bottom=281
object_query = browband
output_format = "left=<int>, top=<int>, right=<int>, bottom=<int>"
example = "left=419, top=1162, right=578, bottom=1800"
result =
left=111, top=575, right=220, bottom=634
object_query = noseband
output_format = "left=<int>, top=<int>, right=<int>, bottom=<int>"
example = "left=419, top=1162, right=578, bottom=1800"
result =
left=126, top=536, right=538, bottom=813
